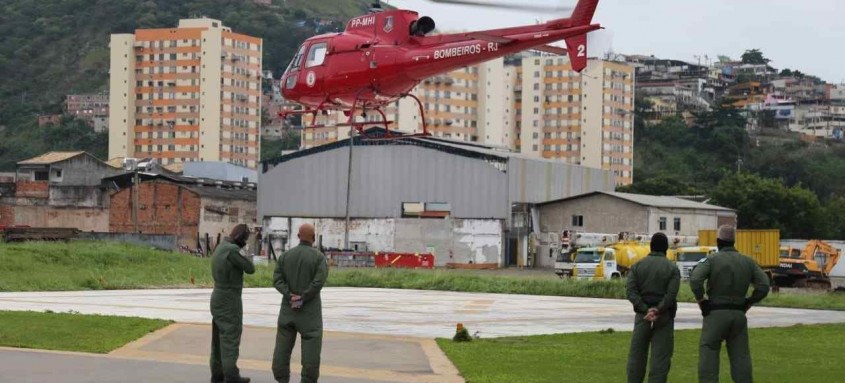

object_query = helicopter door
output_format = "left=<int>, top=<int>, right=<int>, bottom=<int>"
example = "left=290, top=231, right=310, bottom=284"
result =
left=302, top=41, right=329, bottom=92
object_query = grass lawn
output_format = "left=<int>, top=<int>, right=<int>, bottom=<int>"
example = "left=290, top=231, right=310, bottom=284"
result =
left=0, top=241, right=218, bottom=291
left=0, top=311, right=170, bottom=353
left=1, top=241, right=844, bottom=311
left=438, top=323, right=845, bottom=383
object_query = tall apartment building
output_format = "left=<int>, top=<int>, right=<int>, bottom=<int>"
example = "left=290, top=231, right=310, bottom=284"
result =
left=516, top=56, right=635, bottom=185
left=109, top=18, right=262, bottom=169
left=300, top=58, right=514, bottom=149
left=296, top=55, right=635, bottom=185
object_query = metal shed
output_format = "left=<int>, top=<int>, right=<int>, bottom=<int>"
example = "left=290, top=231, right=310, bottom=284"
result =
left=259, top=131, right=615, bottom=266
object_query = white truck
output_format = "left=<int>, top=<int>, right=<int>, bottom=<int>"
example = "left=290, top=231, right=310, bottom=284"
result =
left=554, top=231, right=625, bottom=278
left=572, top=242, right=651, bottom=280
left=550, top=231, right=698, bottom=279
left=672, top=246, right=717, bottom=280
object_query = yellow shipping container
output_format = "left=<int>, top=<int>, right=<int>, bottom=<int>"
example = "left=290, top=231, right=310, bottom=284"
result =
left=698, top=229, right=780, bottom=268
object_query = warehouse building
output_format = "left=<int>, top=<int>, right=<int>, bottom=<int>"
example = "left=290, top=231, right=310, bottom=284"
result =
left=534, top=191, right=737, bottom=268
left=259, top=131, right=616, bottom=267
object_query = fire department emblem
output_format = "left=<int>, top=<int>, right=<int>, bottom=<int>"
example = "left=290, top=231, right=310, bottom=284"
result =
left=306, top=71, right=316, bottom=87
left=383, top=16, right=394, bottom=33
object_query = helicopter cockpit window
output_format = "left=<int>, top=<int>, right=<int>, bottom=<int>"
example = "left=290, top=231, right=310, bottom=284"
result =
left=285, top=45, right=306, bottom=74
left=306, top=43, right=328, bottom=68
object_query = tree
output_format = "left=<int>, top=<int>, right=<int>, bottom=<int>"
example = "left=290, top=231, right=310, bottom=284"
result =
left=261, top=131, right=301, bottom=161
left=616, top=175, right=696, bottom=196
left=741, top=49, right=770, bottom=65
left=780, top=68, right=794, bottom=77
left=709, top=173, right=826, bottom=238
left=824, top=196, right=845, bottom=240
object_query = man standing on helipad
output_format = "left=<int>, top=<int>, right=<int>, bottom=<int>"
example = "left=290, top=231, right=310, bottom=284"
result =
left=690, top=225, right=770, bottom=383
left=272, top=223, right=329, bottom=383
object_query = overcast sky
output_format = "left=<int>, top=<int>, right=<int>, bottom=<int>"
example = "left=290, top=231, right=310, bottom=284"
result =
left=391, top=0, right=845, bottom=83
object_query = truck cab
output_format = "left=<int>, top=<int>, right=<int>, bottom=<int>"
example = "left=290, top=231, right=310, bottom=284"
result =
left=573, top=247, right=621, bottom=280
left=673, top=246, right=717, bottom=279
left=554, top=250, right=575, bottom=278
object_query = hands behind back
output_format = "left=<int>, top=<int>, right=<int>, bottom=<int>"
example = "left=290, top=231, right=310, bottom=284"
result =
left=291, top=294, right=303, bottom=310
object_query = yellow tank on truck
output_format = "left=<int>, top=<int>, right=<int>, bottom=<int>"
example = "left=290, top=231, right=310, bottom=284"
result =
left=608, top=241, right=652, bottom=273
left=698, top=229, right=780, bottom=268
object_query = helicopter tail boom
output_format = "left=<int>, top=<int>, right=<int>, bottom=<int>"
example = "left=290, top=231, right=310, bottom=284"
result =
left=565, top=34, right=589, bottom=72
left=570, top=0, right=600, bottom=27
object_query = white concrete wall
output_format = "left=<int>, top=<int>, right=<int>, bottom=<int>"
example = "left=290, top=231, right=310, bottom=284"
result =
left=645, top=207, right=733, bottom=237
left=263, top=217, right=503, bottom=266
left=108, top=34, right=136, bottom=159
left=581, top=60, right=604, bottom=169
left=199, top=25, right=223, bottom=162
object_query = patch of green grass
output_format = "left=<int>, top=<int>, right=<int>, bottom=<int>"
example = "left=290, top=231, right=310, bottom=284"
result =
left=0, top=311, right=170, bottom=353
left=437, top=323, right=845, bottom=383
left=0, top=241, right=218, bottom=291
left=2, top=241, right=844, bottom=311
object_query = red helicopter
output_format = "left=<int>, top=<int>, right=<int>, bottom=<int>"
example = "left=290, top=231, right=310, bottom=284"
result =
left=280, top=0, right=603, bottom=135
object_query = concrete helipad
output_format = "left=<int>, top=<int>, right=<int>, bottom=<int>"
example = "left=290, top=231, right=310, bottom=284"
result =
left=1, top=287, right=844, bottom=338
left=3, top=287, right=845, bottom=382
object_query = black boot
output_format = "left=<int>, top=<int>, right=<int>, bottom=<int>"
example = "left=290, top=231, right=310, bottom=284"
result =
left=211, top=375, right=225, bottom=383
left=225, top=377, right=251, bottom=383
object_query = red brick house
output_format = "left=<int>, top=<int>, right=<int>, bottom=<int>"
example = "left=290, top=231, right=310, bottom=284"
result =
left=105, top=173, right=256, bottom=251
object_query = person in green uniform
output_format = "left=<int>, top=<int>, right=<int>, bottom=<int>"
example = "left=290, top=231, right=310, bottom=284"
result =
left=272, top=223, right=329, bottom=383
left=626, top=232, right=681, bottom=383
left=210, top=224, right=255, bottom=383
left=690, top=225, right=770, bottom=383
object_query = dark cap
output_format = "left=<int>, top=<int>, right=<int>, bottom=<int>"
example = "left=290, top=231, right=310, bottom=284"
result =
left=650, top=232, right=669, bottom=253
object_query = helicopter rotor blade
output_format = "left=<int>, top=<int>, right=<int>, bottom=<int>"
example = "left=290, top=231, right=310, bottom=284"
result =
left=428, top=0, right=574, bottom=13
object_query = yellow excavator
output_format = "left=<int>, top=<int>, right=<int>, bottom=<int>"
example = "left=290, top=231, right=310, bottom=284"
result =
left=775, top=240, right=842, bottom=289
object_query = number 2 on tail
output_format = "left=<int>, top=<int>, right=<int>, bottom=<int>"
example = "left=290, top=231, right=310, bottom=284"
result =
left=577, top=45, right=586, bottom=57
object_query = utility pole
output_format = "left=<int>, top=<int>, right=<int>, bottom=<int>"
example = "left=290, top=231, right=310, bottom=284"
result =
left=343, top=126, right=355, bottom=250
left=132, top=170, right=140, bottom=232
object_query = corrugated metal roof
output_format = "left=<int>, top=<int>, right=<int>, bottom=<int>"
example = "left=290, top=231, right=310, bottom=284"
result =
left=540, top=191, right=735, bottom=211
left=102, top=172, right=256, bottom=201
left=262, top=128, right=520, bottom=170
left=608, top=192, right=734, bottom=210
left=18, top=151, right=86, bottom=165
left=186, top=185, right=256, bottom=201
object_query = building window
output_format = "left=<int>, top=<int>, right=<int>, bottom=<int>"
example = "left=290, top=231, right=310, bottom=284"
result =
left=674, top=218, right=681, bottom=232
left=571, top=215, right=584, bottom=227
left=34, top=171, right=48, bottom=181
left=659, top=217, right=667, bottom=231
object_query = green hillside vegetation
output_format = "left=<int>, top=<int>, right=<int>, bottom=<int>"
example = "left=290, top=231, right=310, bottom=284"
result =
left=0, top=0, right=371, bottom=169
left=621, top=99, right=845, bottom=239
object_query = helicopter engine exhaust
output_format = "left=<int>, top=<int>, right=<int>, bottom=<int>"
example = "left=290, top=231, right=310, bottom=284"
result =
left=409, top=16, right=436, bottom=36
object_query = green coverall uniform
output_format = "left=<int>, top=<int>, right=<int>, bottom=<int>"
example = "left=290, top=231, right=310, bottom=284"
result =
left=690, top=247, right=770, bottom=383
left=271, top=243, right=329, bottom=383
left=210, top=239, right=256, bottom=381
left=626, top=252, right=681, bottom=383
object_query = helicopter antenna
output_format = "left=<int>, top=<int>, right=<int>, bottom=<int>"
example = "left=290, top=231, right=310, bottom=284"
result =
left=369, top=1, right=384, bottom=13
